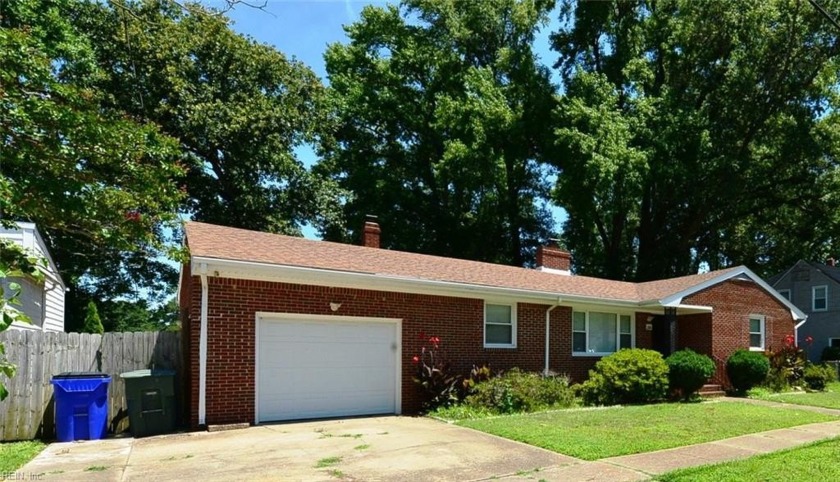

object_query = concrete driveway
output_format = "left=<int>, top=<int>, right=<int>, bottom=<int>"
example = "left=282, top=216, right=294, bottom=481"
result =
left=19, top=416, right=582, bottom=481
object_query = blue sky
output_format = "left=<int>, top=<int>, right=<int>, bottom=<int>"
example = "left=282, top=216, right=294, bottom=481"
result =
left=216, top=1, right=567, bottom=237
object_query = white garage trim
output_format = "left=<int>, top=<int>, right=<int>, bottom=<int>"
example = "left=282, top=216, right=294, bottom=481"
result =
left=254, top=312, right=402, bottom=424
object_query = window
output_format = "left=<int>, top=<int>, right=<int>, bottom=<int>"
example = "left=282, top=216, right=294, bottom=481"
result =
left=778, top=289, right=791, bottom=301
left=572, top=311, right=633, bottom=356
left=829, top=338, right=840, bottom=349
left=813, top=286, right=828, bottom=312
left=749, top=315, right=765, bottom=351
left=485, top=303, right=516, bottom=348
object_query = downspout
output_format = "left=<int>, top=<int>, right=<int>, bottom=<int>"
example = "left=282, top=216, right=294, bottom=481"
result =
left=544, top=300, right=561, bottom=375
left=794, top=315, right=809, bottom=346
left=199, top=263, right=209, bottom=426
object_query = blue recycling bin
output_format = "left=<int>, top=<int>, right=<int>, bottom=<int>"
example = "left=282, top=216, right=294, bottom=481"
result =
left=51, top=372, right=111, bottom=442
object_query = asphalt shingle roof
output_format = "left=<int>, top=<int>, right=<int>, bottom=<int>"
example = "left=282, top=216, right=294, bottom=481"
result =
left=184, top=221, right=741, bottom=303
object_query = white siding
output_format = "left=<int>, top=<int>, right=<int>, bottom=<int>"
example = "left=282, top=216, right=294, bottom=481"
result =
left=17, top=277, right=44, bottom=327
left=43, top=277, right=64, bottom=332
left=1, top=223, right=65, bottom=332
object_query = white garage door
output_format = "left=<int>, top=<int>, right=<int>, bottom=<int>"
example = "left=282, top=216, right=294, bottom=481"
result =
left=257, top=315, right=400, bottom=423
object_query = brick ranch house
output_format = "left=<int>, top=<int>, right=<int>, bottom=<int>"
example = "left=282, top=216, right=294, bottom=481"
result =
left=179, top=221, right=806, bottom=428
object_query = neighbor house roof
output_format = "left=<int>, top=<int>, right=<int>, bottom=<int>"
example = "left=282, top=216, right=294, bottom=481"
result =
left=183, top=221, right=802, bottom=317
left=769, top=260, right=840, bottom=287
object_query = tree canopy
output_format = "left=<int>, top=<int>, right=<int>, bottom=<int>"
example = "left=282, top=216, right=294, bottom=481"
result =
left=73, top=0, right=343, bottom=235
left=3, top=0, right=840, bottom=338
left=320, top=0, right=558, bottom=265
left=1, top=0, right=344, bottom=331
left=551, top=0, right=840, bottom=280
left=1, top=0, right=187, bottom=330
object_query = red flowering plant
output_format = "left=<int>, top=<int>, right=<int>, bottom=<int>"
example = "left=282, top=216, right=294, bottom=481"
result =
left=765, top=334, right=810, bottom=390
left=412, top=332, right=464, bottom=410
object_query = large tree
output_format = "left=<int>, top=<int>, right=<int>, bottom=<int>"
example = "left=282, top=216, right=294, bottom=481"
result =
left=320, top=0, right=557, bottom=265
left=1, top=0, right=186, bottom=331
left=72, top=0, right=341, bottom=235
left=551, top=0, right=840, bottom=280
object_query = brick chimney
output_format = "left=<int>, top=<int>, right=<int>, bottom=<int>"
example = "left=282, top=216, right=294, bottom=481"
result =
left=536, top=240, right=572, bottom=274
left=362, top=215, right=381, bottom=249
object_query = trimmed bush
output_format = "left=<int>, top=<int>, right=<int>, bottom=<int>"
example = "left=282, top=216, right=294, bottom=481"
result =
left=822, top=346, right=840, bottom=362
left=465, top=369, right=575, bottom=413
left=579, top=349, right=669, bottom=406
left=666, top=349, right=715, bottom=400
left=803, top=364, right=837, bottom=391
left=726, top=349, right=770, bottom=392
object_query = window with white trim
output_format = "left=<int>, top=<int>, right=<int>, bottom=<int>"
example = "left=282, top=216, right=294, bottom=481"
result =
left=485, top=303, right=516, bottom=348
left=829, top=338, right=840, bottom=349
left=813, top=286, right=828, bottom=312
left=572, top=311, right=633, bottom=356
left=778, top=289, right=791, bottom=301
left=749, top=315, right=765, bottom=351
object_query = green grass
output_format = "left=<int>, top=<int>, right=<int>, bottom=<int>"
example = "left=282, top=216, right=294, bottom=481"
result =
left=314, top=456, right=342, bottom=468
left=751, top=382, right=840, bottom=410
left=656, top=437, right=840, bottom=481
left=85, top=465, right=108, bottom=472
left=0, top=441, right=46, bottom=473
left=458, top=401, right=836, bottom=460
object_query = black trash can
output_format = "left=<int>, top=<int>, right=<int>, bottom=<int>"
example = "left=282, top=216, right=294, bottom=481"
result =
left=51, top=372, right=111, bottom=442
left=121, top=369, right=177, bottom=437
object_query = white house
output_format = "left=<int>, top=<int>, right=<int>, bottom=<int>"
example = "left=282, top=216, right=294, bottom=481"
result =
left=0, top=222, right=65, bottom=332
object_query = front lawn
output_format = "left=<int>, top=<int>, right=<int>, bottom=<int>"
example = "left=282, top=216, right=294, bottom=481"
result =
left=751, top=382, right=840, bottom=410
left=458, top=401, right=836, bottom=460
left=656, top=437, right=840, bottom=482
left=0, top=440, right=46, bottom=473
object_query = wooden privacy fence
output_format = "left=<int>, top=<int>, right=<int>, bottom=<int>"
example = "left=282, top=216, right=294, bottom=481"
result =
left=0, top=330, right=182, bottom=441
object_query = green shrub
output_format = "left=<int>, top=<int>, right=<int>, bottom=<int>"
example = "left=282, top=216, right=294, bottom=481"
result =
left=726, top=349, right=770, bottom=392
left=579, top=349, right=669, bottom=406
left=465, top=369, right=576, bottom=413
left=822, top=346, right=840, bottom=362
left=803, top=364, right=837, bottom=391
left=666, top=349, right=715, bottom=400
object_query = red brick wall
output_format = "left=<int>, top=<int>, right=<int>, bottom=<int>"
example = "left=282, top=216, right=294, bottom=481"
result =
left=183, top=276, right=658, bottom=427
left=636, top=312, right=654, bottom=350
left=677, top=313, right=713, bottom=355
left=683, top=279, right=794, bottom=385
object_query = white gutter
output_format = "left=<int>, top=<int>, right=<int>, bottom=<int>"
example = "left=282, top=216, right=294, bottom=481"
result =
left=794, top=315, right=809, bottom=345
left=198, top=263, right=209, bottom=426
left=544, top=301, right=561, bottom=375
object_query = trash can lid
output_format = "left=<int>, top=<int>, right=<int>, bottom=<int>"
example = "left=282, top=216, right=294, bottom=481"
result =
left=52, top=372, right=110, bottom=379
left=120, top=369, right=176, bottom=379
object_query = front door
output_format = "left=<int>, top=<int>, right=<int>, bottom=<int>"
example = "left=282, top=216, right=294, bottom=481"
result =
left=651, top=315, right=671, bottom=355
